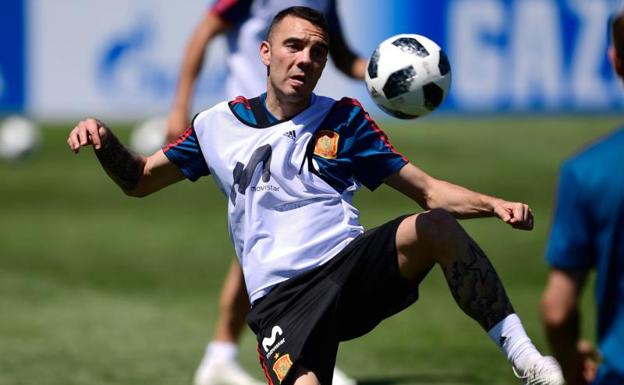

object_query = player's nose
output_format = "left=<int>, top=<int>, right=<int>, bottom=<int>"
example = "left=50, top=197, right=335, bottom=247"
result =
left=295, top=48, right=313, bottom=68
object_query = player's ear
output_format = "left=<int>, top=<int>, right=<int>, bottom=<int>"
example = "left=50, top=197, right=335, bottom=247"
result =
left=260, top=41, right=271, bottom=67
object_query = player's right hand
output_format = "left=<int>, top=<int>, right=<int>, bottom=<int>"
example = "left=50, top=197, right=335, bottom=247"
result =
left=165, top=108, right=189, bottom=143
left=67, top=118, right=109, bottom=154
left=577, top=339, right=599, bottom=384
left=492, top=200, right=534, bottom=231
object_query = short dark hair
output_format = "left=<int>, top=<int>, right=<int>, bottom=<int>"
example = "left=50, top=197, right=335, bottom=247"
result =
left=612, top=10, right=624, bottom=60
left=266, top=6, right=330, bottom=42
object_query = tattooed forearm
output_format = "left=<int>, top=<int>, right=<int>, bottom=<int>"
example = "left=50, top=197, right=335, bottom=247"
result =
left=443, top=238, right=514, bottom=331
left=95, top=132, right=144, bottom=192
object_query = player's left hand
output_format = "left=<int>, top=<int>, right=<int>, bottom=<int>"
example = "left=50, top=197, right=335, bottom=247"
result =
left=493, top=201, right=534, bottom=230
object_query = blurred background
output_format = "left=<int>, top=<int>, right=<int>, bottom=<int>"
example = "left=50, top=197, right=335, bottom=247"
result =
left=3, top=0, right=624, bottom=120
left=0, top=1, right=621, bottom=384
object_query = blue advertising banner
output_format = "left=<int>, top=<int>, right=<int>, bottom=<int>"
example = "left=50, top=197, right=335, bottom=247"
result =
left=350, top=0, right=624, bottom=113
left=14, top=0, right=624, bottom=119
left=0, top=0, right=26, bottom=113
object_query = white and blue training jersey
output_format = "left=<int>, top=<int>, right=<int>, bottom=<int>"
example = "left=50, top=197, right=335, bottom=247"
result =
left=164, top=93, right=407, bottom=302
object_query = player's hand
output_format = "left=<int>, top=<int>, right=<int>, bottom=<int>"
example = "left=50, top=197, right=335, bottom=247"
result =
left=560, top=340, right=599, bottom=385
left=67, top=118, right=110, bottom=154
left=577, top=339, right=599, bottom=384
left=165, top=108, right=189, bottom=143
left=493, top=200, right=534, bottom=230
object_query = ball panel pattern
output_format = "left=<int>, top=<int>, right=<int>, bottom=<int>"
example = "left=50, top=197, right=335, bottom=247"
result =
left=391, top=37, right=429, bottom=58
left=367, top=47, right=380, bottom=79
left=378, top=104, right=419, bottom=119
left=438, top=50, right=450, bottom=76
left=382, top=65, right=416, bottom=99
left=422, top=82, right=444, bottom=110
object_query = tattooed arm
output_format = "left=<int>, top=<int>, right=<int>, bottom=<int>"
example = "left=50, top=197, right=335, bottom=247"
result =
left=384, top=163, right=533, bottom=230
left=68, top=118, right=185, bottom=197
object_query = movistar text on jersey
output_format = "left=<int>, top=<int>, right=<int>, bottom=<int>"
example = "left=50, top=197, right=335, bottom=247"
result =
left=251, top=185, right=280, bottom=192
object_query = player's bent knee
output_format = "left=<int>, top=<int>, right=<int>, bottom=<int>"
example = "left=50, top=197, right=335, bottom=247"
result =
left=416, top=208, right=463, bottom=250
left=396, top=210, right=462, bottom=280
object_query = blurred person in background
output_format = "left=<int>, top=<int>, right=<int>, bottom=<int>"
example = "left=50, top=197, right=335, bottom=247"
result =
left=166, top=1, right=365, bottom=385
left=540, top=9, right=624, bottom=385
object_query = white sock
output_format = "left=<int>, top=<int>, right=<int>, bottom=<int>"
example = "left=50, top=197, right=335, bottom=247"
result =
left=487, top=314, right=542, bottom=373
left=205, top=341, right=238, bottom=362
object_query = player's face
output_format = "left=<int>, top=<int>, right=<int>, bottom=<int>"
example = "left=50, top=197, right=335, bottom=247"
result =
left=261, top=16, right=329, bottom=103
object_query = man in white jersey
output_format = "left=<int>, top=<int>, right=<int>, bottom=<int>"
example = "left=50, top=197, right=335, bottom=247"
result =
left=68, top=7, right=565, bottom=385
left=166, top=2, right=364, bottom=384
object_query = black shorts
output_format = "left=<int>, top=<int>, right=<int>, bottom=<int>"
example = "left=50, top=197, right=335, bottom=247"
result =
left=247, top=215, right=420, bottom=385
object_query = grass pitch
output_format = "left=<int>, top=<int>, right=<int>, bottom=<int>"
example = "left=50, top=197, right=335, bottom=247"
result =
left=0, top=116, right=616, bottom=385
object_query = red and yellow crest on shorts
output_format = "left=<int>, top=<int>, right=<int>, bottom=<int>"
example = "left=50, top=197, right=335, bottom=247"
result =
left=272, top=353, right=293, bottom=383
left=313, top=130, right=339, bottom=159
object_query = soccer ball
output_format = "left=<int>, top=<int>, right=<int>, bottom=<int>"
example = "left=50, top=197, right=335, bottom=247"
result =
left=129, top=116, right=167, bottom=156
left=365, top=34, right=451, bottom=119
left=0, top=115, right=42, bottom=161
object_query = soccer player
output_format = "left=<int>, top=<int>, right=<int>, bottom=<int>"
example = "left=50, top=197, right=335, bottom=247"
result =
left=68, top=7, right=564, bottom=385
left=166, top=2, right=364, bottom=384
left=540, top=10, right=624, bottom=385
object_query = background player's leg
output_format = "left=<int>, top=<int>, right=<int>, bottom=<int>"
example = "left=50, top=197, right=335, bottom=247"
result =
left=214, top=259, right=251, bottom=342
left=394, top=209, right=563, bottom=385
left=194, top=260, right=264, bottom=385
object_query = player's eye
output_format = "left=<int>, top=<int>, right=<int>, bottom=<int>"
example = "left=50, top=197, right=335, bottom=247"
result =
left=311, top=45, right=328, bottom=61
left=284, top=39, right=302, bottom=52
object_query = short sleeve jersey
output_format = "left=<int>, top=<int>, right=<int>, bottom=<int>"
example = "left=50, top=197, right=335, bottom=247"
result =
left=546, top=127, right=624, bottom=376
left=209, top=0, right=339, bottom=98
left=164, top=93, right=407, bottom=302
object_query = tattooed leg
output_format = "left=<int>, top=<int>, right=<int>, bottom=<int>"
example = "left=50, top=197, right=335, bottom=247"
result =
left=442, top=237, right=514, bottom=331
left=396, top=210, right=558, bottom=382
left=396, top=209, right=514, bottom=331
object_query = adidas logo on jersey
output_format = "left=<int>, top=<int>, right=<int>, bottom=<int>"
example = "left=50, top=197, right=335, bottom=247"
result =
left=283, top=130, right=296, bottom=141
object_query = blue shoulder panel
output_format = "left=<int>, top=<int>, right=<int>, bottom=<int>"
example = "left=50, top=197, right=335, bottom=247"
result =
left=311, top=98, right=408, bottom=193
left=229, top=96, right=257, bottom=125
left=229, top=94, right=281, bottom=127
left=163, top=125, right=210, bottom=181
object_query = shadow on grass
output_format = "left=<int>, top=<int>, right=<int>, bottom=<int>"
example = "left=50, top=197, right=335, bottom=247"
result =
left=357, top=372, right=480, bottom=384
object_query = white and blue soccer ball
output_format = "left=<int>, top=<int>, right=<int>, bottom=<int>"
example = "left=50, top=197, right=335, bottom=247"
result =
left=365, top=34, right=452, bottom=119
left=0, top=115, right=42, bottom=161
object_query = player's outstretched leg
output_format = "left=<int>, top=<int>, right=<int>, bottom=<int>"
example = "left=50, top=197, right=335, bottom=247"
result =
left=395, top=209, right=564, bottom=385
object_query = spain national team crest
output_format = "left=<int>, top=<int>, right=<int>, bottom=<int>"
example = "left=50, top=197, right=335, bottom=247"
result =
left=313, top=130, right=339, bottom=159
left=272, top=353, right=293, bottom=383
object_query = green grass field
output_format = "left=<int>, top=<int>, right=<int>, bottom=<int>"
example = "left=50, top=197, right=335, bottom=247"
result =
left=0, top=117, right=616, bottom=385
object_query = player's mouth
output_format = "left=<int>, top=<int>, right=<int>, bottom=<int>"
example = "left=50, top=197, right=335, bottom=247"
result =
left=289, top=74, right=307, bottom=86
